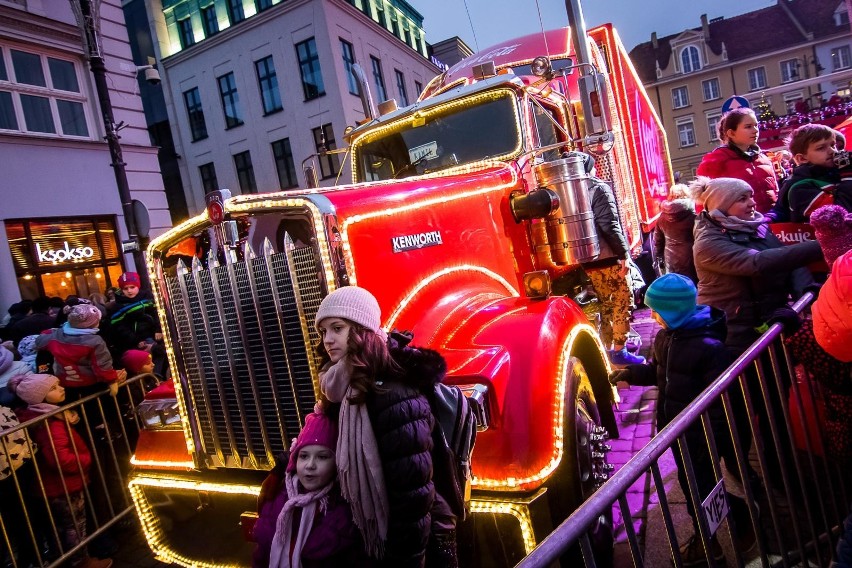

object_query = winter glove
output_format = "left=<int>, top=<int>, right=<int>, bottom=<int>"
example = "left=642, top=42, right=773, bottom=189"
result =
left=108, top=382, right=120, bottom=397
left=802, top=282, right=822, bottom=301
left=257, top=452, right=288, bottom=512
left=766, top=306, right=802, bottom=335
left=608, top=368, right=633, bottom=386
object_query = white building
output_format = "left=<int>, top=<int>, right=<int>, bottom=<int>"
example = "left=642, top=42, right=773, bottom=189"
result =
left=0, top=0, right=171, bottom=309
left=143, top=0, right=441, bottom=214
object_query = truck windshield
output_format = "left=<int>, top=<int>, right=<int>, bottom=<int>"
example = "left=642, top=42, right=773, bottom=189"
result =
left=353, top=89, right=523, bottom=182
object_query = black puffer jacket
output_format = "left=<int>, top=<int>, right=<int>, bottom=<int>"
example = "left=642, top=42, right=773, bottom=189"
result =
left=583, top=178, right=630, bottom=269
left=103, top=290, right=161, bottom=354
left=366, top=345, right=446, bottom=568
left=623, top=306, right=732, bottom=431
left=653, top=199, right=697, bottom=282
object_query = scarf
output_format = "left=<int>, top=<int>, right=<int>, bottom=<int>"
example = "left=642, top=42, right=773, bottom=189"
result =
left=26, top=402, right=61, bottom=415
left=269, top=473, right=333, bottom=568
left=61, top=323, right=99, bottom=336
left=728, top=141, right=762, bottom=162
left=320, top=359, right=389, bottom=558
left=708, top=209, right=767, bottom=233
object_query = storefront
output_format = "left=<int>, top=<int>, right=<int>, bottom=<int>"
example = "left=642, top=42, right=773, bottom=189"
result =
left=5, top=216, right=125, bottom=300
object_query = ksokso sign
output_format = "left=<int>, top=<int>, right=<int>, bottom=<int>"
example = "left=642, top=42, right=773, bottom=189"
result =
left=35, top=241, right=96, bottom=264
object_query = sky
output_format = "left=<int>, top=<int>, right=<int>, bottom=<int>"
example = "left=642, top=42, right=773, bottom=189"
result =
left=414, top=0, right=776, bottom=54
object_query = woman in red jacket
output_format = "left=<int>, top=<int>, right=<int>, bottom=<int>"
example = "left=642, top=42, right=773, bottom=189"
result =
left=697, top=107, right=779, bottom=213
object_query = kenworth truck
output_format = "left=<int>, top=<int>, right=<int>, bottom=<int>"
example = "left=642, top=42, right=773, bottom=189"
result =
left=128, top=13, right=673, bottom=568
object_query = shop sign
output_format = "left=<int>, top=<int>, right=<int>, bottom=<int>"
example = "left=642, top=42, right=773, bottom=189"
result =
left=35, top=241, right=96, bottom=264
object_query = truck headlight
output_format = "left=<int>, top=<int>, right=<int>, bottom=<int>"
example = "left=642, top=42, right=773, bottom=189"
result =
left=137, top=398, right=182, bottom=430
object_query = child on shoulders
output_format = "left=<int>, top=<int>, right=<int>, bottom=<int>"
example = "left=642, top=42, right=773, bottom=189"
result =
left=775, top=124, right=852, bottom=222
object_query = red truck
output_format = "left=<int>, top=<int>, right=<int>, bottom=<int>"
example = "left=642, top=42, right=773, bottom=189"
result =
left=128, top=15, right=673, bottom=568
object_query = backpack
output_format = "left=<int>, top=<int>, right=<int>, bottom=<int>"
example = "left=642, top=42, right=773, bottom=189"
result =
left=430, top=382, right=478, bottom=521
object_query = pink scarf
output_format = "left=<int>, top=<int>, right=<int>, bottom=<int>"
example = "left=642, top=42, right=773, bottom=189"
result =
left=321, top=359, right=389, bottom=558
left=268, top=473, right=332, bottom=568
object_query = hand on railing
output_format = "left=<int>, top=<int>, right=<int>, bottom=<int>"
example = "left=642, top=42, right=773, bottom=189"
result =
left=766, top=306, right=802, bottom=335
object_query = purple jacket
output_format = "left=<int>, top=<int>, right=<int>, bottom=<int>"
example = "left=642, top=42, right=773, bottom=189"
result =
left=252, top=481, right=368, bottom=568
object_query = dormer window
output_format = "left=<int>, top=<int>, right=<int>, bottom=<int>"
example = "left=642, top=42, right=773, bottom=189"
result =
left=680, top=45, right=702, bottom=73
left=834, top=2, right=849, bottom=26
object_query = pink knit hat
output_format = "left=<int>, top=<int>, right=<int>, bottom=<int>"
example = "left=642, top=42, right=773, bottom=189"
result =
left=811, top=204, right=852, bottom=265
left=812, top=249, right=852, bottom=362
left=286, top=412, right=338, bottom=473
left=122, top=349, right=153, bottom=374
left=8, top=374, right=60, bottom=405
left=314, top=286, right=382, bottom=333
left=118, top=272, right=141, bottom=289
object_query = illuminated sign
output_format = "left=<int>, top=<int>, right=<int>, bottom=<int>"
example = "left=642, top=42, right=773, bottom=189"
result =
left=35, top=241, right=95, bottom=264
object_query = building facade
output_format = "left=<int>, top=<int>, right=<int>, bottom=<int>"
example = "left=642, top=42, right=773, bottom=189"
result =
left=629, top=0, right=852, bottom=179
left=0, top=0, right=171, bottom=309
left=142, top=0, right=440, bottom=215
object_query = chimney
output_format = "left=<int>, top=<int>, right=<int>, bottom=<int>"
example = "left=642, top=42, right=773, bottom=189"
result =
left=701, top=14, right=710, bottom=39
left=651, top=32, right=658, bottom=49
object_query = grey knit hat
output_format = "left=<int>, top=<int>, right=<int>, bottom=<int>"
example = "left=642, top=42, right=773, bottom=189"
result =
left=315, top=286, right=382, bottom=333
left=689, top=176, right=752, bottom=214
left=66, top=304, right=101, bottom=329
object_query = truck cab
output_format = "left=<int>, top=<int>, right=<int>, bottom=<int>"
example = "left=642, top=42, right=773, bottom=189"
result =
left=128, top=24, right=672, bottom=568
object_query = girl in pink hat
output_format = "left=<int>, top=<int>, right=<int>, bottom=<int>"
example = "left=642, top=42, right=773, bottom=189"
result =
left=253, top=412, right=366, bottom=567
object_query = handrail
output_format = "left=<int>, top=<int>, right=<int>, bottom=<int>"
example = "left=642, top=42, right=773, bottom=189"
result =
left=517, top=292, right=815, bottom=567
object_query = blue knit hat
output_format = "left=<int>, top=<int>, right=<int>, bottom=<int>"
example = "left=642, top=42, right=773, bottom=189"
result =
left=645, top=274, right=697, bottom=329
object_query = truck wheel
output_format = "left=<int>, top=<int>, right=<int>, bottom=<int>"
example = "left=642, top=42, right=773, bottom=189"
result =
left=546, top=357, right=614, bottom=567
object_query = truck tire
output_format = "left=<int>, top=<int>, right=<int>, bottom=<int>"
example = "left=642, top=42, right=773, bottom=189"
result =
left=546, top=356, right=614, bottom=567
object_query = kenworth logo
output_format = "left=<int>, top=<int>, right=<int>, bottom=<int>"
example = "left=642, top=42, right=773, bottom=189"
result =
left=391, top=230, right=443, bottom=253
left=36, top=242, right=95, bottom=264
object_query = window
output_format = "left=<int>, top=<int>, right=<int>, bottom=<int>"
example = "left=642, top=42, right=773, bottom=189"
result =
left=255, top=56, right=282, bottom=114
left=680, top=45, right=701, bottom=73
left=226, top=0, right=244, bottom=24
left=295, top=38, right=325, bottom=100
left=217, top=72, right=243, bottom=128
left=784, top=91, right=804, bottom=113
left=0, top=47, right=90, bottom=137
left=233, top=150, right=257, bottom=193
left=255, top=0, right=272, bottom=11
left=395, top=69, right=408, bottom=106
left=183, top=87, right=207, bottom=141
left=199, top=162, right=218, bottom=192
left=835, top=5, right=850, bottom=26
left=702, top=78, right=720, bottom=101
left=370, top=56, right=386, bottom=102
left=201, top=5, right=219, bottom=37
left=272, top=138, right=298, bottom=189
left=706, top=112, right=721, bottom=142
left=747, top=67, right=767, bottom=91
left=312, top=123, right=340, bottom=179
left=177, top=18, right=194, bottom=48
left=676, top=117, right=696, bottom=147
left=672, top=86, right=689, bottom=109
left=340, top=39, right=358, bottom=95
left=832, top=46, right=852, bottom=71
left=414, top=80, right=423, bottom=97
left=780, top=59, right=799, bottom=83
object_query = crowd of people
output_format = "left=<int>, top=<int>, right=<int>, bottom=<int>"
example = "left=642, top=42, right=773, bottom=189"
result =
left=0, top=271, right=165, bottom=568
left=639, top=104, right=852, bottom=565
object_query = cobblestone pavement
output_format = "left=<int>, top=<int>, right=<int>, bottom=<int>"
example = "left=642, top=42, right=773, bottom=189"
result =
left=113, top=309, right=665, bottom=568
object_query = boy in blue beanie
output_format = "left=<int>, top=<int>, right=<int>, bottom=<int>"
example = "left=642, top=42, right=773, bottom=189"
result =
left=611, top=274, right=757, bottom=565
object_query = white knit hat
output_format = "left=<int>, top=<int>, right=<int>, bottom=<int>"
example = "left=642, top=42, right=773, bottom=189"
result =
left=314, top=286, right=382, bottom=333
left=689, top=176, right=753, bottom=214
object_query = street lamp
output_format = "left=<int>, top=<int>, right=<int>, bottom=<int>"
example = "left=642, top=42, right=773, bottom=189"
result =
left=70, top=0, right=151, bottom=290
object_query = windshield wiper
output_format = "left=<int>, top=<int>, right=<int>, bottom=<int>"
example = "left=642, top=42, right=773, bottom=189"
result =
left=393, top=154, right=431, bottom=179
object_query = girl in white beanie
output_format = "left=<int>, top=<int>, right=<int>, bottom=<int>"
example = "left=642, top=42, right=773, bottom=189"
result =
left=313, top=286, right=458, bottom=566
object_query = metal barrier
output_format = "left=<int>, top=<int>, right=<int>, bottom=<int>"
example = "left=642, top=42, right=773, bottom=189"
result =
left=1, top=374, right=157, bottom=568
left=518, top=292, right=851, bottom=568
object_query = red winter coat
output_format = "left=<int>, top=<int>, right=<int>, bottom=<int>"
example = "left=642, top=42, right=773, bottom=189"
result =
left=16, top=407, right=91, bottom=497
left=697, top=145, right=778, bottom=213
left=34, top=326, right=118, bottom=388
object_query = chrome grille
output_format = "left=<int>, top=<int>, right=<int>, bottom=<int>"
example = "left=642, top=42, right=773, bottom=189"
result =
left=166, top=238, right=324, bottom=469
